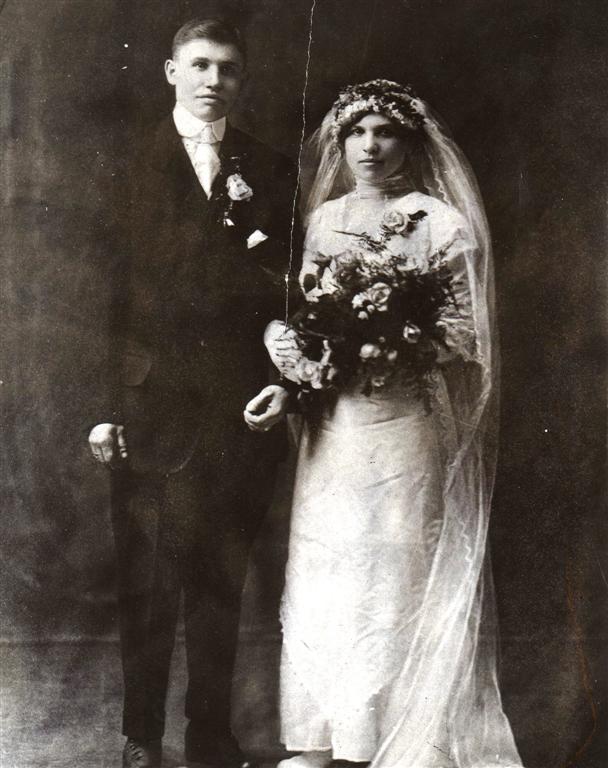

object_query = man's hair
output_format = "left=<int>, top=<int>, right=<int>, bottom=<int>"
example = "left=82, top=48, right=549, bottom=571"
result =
left=171, top=18, right=247, bottom=62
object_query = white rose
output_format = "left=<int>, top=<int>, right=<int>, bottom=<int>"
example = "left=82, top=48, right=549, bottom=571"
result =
left=367, top=282, right=392, bottom=312
left=382, top=209, right=407, bottom=233
left=226, top=173, right=253, bottom=201
left=334, top=250, right=360, bottom=268
left=295, top=358, right=321, bottom=383
left=360, top=343, right=382, bottom=360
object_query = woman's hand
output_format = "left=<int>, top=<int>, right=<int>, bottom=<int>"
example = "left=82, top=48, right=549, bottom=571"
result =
left=243, top=385, right=290, bottom=432
left=265, top=321, right=303, bottom=382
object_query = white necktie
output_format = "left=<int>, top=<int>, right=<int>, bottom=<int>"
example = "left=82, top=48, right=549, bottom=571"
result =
left=191, top=126, right=221, bottom=199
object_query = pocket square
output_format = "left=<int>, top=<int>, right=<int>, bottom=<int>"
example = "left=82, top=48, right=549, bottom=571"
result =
left=247, top=229, right=268, bottom=249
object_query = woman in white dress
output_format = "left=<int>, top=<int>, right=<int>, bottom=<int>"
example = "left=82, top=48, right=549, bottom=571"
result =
left=265, top=80, right=522, bottom=768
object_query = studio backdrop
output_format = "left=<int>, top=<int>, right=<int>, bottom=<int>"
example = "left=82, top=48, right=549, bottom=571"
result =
left=1, top=1, right=606, bottom=766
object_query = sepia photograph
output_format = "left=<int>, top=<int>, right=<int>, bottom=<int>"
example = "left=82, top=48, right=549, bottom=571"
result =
left=1, top=1, right=606, bottom=767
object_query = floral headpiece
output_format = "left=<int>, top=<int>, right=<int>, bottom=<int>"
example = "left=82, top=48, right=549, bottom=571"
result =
left=330, top=79, right=426, bottom=143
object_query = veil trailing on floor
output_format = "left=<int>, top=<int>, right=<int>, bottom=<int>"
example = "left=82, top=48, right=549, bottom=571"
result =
left=297, top=84, right=522, bottom=768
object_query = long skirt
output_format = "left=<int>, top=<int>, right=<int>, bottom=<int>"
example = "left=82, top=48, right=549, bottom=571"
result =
left=280, top=389, right=444, bottom=762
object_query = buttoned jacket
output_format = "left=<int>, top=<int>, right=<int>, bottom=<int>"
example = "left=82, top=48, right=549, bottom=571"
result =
left=105, top=117, right=299, bottom=474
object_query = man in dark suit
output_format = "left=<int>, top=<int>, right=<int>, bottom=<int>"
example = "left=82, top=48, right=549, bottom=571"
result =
left=88, top=18, right=296, bottom=768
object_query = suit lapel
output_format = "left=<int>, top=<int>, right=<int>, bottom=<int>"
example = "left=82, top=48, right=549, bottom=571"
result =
left=143, top=118, right=257, bottom=262
left=219, top=124, right=249, bottom=162
left=149, top=118, right=192, bottom=179
left=147, top=119, right=251, bottom=205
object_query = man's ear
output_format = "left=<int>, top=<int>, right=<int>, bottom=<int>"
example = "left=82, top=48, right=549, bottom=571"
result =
left=164, top=59, right=177, bottom=85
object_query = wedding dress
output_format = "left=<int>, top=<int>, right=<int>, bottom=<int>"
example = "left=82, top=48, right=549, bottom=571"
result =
left=273, top=185, right=522, bottom=768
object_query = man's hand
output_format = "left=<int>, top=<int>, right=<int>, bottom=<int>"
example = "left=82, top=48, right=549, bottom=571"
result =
left=88, top=423, right=128, bottom=467
left=243, top=385, right=290, bottom=433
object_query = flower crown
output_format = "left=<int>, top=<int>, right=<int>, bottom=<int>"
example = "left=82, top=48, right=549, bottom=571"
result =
left=330, top=79, right=426, bottom=143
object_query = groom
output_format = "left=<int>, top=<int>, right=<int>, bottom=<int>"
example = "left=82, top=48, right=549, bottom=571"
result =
left=88, top=18, right=296, bottom=768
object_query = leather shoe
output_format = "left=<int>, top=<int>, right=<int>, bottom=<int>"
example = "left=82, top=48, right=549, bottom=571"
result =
left=122, top=738, right=162, bottom=768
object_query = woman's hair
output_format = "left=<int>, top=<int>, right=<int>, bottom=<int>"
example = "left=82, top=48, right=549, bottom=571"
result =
left=171, top=18, right=247, bottom=62
left=330, top=79, right=426, bottom=145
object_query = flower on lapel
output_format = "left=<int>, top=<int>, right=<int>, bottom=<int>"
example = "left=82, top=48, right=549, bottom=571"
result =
left=226, top=173, right=253, bottom=201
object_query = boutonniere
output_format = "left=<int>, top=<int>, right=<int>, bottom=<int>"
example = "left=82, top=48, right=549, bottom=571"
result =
left=219, top=155, right=253, bottom=227
left=226, top=173, right=253, bottom=202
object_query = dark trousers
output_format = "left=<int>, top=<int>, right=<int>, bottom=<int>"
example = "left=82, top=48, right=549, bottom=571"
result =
left=111, top=442, right=272, bottom=744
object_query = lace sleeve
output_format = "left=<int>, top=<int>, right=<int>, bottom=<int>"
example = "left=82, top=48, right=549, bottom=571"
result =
left=264, top=206, right=332, bottom=385
left=437, top=244, right=478, bottom=362
left=431, top=206, right=480, bottom=364
left=264, top=320, right=304, bottom=383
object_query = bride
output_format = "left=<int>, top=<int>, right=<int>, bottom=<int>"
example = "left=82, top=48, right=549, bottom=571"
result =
left=264, top=80, right=522, bottom=768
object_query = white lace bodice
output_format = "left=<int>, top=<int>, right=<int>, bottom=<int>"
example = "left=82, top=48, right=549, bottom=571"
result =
left=299, top=190, right=479, bottom=363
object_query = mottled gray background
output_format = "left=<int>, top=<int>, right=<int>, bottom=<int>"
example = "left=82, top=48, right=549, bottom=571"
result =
left=1, top=0, right=606, bottom=766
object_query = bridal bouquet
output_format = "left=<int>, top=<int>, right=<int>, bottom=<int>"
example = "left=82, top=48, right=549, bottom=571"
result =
left=284, top=209, right=458, bottom=408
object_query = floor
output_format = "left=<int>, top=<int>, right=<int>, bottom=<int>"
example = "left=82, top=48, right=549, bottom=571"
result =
left=0, top=634, right=286, bottom=768
left=0, top=459, right=296, bottom=768
left=2, top=631, right=607, bottom=767
left=1, top=463, right=605, bottom=767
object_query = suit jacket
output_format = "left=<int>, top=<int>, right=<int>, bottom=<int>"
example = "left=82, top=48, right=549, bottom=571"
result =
left=104, top=117, right=299, bottom=477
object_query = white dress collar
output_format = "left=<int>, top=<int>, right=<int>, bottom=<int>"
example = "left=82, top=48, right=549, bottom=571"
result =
left=172, top=102, right=226, bottom=142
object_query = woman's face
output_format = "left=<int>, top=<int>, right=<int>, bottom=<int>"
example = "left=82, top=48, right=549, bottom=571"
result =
left=343, top=113, right=409, bottom=183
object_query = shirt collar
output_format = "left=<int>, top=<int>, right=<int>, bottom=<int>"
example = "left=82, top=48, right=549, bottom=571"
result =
left=172, top=102, right=226, bottom=142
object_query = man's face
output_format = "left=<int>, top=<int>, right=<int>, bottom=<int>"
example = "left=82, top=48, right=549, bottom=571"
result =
left=165, top=38, right=245, bottom=122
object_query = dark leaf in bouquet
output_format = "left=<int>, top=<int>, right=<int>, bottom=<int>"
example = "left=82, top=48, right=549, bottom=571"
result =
left=409, top=210, right=428, bottom=222
left=312, top=251, right=333, bottom=267
left=334, top=230, right=386, bottom=254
